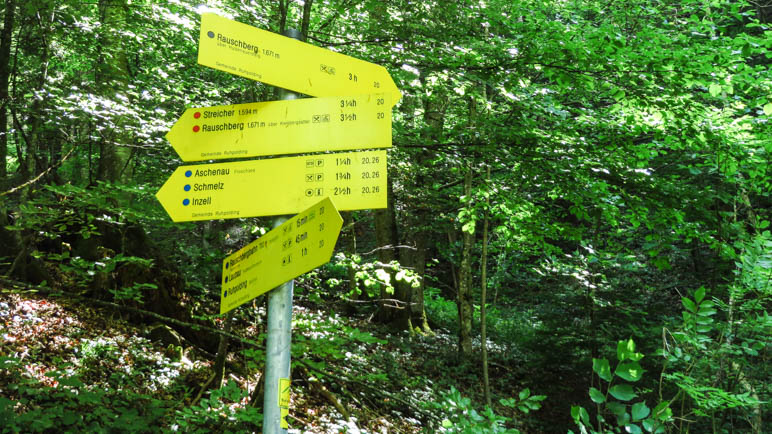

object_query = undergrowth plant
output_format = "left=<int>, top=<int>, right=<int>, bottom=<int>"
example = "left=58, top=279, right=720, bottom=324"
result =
left=572, top=232, right=771, bottom=434
left=0, top=356, right=170, bottom=432
left=171, top=380, right=261, bottom=433
left=659, top=234, right=770, bottom=432
left=570, top=338, right=672, bottom=434
left=430, top=386, right=545, bottom=433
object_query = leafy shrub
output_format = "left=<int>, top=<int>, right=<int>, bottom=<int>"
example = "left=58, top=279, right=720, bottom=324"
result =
left=570, top=338, right=672, bottom=434
left=428, top=386, right=545, bottom=433
left=171, top=380, right=261, bottom=433
left=0, top=356, right=169, bottom=433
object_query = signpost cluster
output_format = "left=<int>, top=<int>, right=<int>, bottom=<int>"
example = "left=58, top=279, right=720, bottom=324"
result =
left=155, top=13, right=399, bottom=434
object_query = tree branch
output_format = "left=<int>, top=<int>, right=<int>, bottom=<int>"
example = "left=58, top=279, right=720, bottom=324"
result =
left=0, top=146, right=75, bottom=197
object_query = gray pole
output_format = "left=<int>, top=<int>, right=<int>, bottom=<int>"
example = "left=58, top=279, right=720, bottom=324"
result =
left=263, top=28, right=302, bottom=434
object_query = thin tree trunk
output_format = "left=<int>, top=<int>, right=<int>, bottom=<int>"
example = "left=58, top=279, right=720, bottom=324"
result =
left=405, top=230, right=430, bottom=333
left=480, top=166, right=491, bottom=407
left=400, top=77, right=447, bottom=334
left=96, top=0, right=132, bottom=183
left=344, top=212, right=360, bottom=301
left=457, top=167, right=474, bottom=358
left=211, top=312, right=234, bottom=389
left=375, top=173, right=411, bottom=329
left=19, top=7, right=54, bottom=199
left=0, top=0, right=16, bottom=181
left=300, top=0, right=313, bottom=41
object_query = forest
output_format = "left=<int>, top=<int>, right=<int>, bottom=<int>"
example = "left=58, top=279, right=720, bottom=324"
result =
left=0, top=0, right=770, bottom=433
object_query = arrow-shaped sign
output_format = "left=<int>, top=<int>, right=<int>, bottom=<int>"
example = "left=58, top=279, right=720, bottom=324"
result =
left=166, top=93, right=391, bottom=162
left=155, top=150, right=386, bottom=222
left=220, top=197, right=343, bottom=314
left=198, top=13, right=401, bottom=106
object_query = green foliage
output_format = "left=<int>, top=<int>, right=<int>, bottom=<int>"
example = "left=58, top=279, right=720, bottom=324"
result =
left=424, top=286, right=460, bottom=331
left=292, top=312, right=386, bottom=378
left=323, top=253, right=421, bottom=301
left=428, top=386, right=544, bottom=433
left=657, top=236, right=770, bottom=431
left=576, top=247, right=770, bottom=432
left=171, top=380, right=261, bottom=433
left=571, top=339, right=671, bottom=434
left=0, top=355, right=171, bottom=433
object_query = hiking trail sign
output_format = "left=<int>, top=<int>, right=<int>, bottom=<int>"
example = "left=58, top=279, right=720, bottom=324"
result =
left=198, top=12, right=401, bottom=106
left=220, top=197, right=342, bottom=314
left=156, top=13, right=401, bottom=434
left=155, top=150, right=387, bottom=222
left=166, top=94, right=391, bottom=162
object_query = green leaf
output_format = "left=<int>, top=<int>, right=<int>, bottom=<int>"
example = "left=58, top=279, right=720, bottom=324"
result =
left=607, top=401, right=626, bottom=416
left=615, top=362, right=644, bottom=382
left=462, top=221, right=475, bottom=235
left=525, top=399, right=542, bottom=410
left=652, top=401, right=672, bottom=421
left=442, top=419, right=453, bottom=428
left=631, top=402, right=650, bottom=421
left=709, top=83, right=722, bottom=97
left=763, top=102, right=772, bottom=116
left=626, top=423, right=643, bottom=434
left=643, top=418, right=666, bottom=433
left=589, top=387, right=605, bottom=403
left=617, top=338, right=636, bottom=361
left=697, top=307, right=716, bottom=316
left=593, top=358, right=612, bottom=381
left=519, top=388, right=530, bottom=400
left=571, top=405, right=591, bottom=426
left=609, top=384, right=637, bottom=401
left=616, top=411, right=631, bottom=426
left=681, top=297, right=697, bottom=313
left=694, top=287, right=705, bottom=304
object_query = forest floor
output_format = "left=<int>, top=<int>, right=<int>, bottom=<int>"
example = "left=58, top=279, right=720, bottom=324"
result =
left=0, top=285, right=543, bottom=433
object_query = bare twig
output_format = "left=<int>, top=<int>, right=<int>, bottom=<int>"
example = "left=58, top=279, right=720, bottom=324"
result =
left=360, top=245, right=418, bottom=256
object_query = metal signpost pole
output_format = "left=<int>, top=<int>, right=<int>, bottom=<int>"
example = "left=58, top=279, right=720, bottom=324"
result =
left=263, top=28, right=301, bottom=434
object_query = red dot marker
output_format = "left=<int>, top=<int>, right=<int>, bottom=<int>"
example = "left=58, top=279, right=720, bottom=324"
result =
left=194, top=112, right=201, bottom=119
left=193, top=125, right=200, bottom=133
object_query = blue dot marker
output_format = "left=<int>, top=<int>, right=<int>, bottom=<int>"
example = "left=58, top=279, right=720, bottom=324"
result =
left=223, top=291, right=228, bottom=298
left=207, top=31, right=215, bottom=39
left=224, top=276, right=229, bottom=283
left=185, top=170, right=192, bottom=177
left=225, top=262, right=229, bottom=269
left=184, top=184, right=191, bottom=191
left=183, top=198, right=190, bottom=206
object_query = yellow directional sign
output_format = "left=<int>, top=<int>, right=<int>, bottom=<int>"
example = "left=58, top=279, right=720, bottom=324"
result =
left=220, top=197, right=342, bottom=314
left=198, top=13, right=400, bottom=106
left=167, top=93, right=391, bottom=162
left=155, top=150, right=387, bottom=222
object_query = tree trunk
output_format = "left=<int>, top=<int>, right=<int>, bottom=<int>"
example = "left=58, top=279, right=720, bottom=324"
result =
left=17, top=6, right=54, bottom=199
left=374, top=172, right=411, bottom=329
left=396, top=77, right=448, bottom=334
left=457, top=167, right=474, bottom=358
left=480, top=166, right=491, bottom=406
left=300, top=0, right=313, bottom=41
left=0, top=0, right=16, bottom=181
left=211, top=312, right=234, bottom=389
left=344, top=212, right=360, bottom=303
left=405, top=227, right=431, bottom=333
left=96, top=0, right=133, bottom=183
